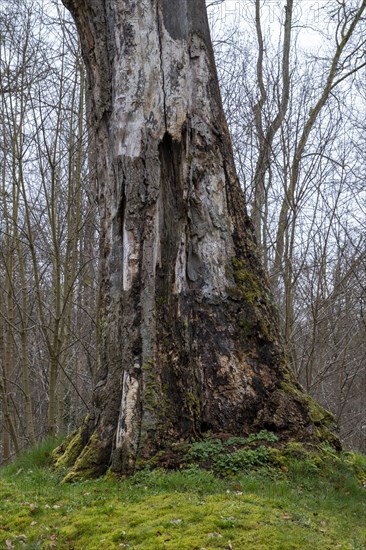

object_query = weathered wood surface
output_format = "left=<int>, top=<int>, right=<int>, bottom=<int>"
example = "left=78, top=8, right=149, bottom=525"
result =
left=57, top=0, right=337, bottom=478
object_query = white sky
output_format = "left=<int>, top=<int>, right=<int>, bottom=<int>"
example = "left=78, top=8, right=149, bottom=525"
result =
left=207, top=0, right=334, bottom=53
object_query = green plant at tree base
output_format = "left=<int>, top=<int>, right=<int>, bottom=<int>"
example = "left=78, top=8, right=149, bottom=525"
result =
left=186, top=430, right=281, bottom=475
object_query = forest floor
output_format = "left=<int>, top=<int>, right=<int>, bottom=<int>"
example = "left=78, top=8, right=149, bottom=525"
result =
left=1, top=436, right=366, bottom=549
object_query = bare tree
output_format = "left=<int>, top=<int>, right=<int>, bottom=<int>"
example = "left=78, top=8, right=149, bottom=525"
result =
left=0, top=0, right=97, bottom=461
left=52, top=0, right=338, bottom=480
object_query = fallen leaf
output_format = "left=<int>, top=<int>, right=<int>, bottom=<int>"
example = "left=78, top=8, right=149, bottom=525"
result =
left=6, top=540, right=14, bottom=550
left=49, top=534, right=58, bottom=549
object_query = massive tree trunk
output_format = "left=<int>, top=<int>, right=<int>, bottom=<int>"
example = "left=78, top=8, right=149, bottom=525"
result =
left=57, top=0, right=337, bottom=479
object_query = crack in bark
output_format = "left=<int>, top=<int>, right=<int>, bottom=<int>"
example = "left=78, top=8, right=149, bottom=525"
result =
left=156, top=2, right=168, bottom=132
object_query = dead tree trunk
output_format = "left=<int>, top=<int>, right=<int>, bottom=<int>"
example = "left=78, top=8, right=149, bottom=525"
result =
left=57, top=0, right=338, bottom=479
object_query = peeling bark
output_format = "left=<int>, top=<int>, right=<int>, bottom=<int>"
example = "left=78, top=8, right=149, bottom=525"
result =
left=59, top=0, right=338, bottom=478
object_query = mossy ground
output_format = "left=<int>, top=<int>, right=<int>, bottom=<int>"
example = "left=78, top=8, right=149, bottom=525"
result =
left=1, top=438, right=366, bottom=549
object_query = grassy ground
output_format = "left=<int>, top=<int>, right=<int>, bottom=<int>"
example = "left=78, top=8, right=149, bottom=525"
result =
left=1, top=437, right=366, bottom=549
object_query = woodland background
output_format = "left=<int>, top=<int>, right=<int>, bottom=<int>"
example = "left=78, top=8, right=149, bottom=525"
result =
left=0, top=0, right=365, bottom=462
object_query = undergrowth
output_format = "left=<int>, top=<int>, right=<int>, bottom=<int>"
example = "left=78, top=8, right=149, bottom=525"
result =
left=0, top=436, right=366, bottom=549
left=186, top=429, right=280, bottom=475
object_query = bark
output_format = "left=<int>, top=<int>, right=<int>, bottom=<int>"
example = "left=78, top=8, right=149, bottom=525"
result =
left=58, top=0, right=338, bottom=479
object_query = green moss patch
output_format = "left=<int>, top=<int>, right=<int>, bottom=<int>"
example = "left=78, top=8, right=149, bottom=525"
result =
left=2, top=440, right=366, bottom=549
left=53, top=427, right=85, bottom=471
left=281, top=382, right=334, bottom=427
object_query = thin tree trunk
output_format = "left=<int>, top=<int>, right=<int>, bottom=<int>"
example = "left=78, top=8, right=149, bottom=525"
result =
left=252, top=0, right=293, bottom=250
left=57, top=0, right=338, bottom=479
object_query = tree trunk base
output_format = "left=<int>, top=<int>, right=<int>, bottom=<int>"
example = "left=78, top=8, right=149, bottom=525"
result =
left=54, top=372, right=340, bottom=482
